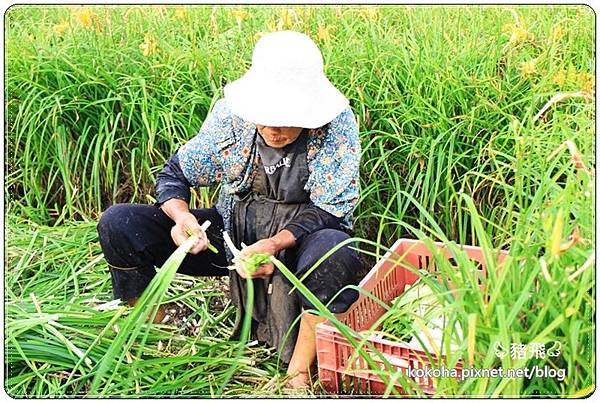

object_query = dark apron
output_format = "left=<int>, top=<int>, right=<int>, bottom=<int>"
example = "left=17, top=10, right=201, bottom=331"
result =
left=229, top=132, right=310, bottom=364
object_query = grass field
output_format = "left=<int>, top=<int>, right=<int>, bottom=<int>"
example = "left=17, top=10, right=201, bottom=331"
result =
left=4, top=5, right=595, bottom=397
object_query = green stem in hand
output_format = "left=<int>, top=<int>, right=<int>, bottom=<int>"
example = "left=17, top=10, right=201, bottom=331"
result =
left=185, top=228, right=218, bottom=254
left=241, top=253, right=271, bottom=274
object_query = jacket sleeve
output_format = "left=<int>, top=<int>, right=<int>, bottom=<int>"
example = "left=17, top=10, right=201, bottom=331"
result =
left=304, top=107, right=361, bottom=224
left=155, top=153, right=192, bottom=205
left=176, top=99, right=228, bottom=187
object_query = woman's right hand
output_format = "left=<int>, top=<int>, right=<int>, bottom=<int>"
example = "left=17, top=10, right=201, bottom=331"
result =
left=171, top=212, right=209, bottom=254
left=161, top=199, right=209, bottom=255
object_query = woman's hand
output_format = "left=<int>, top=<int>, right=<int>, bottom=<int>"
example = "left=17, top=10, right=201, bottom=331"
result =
left=171, top=212, right=209, bottom=255
left=234, top=239, right=278, bottom=279
left=161, top=199, right=208, bottom=255
left=233, top=229, right=297, bottom=279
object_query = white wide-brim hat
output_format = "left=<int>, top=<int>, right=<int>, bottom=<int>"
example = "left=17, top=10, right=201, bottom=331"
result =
left=224, top=31, right=349, bottom=129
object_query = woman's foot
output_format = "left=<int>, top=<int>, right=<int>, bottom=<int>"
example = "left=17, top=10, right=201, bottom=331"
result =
left=285, top=369, right=311, bottom=389
left=127, top=297, right=167, bottom=324
left=285, top=312, right=326, bottom=389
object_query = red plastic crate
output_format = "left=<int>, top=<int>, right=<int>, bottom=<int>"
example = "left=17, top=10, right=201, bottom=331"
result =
left=316, top=238, right=508, bottom=396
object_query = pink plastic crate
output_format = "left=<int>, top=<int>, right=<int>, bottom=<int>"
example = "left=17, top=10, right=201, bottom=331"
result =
left=316, top=238, right=508, bottom=395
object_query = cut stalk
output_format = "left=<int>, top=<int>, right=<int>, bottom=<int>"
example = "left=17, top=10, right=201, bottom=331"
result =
left=89, top=235, right=199, bottom=396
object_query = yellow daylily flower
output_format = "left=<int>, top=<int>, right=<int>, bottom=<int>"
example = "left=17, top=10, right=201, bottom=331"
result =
left=316, top=25, right=331, bottom=42
left=511, top=26, right=533, bottom=44
left=551, top=25, right=565, bottom=42
left=576, top=72, right=595, bottom=93
left=503, top=23, right=533, bottom=45
left=232, top=8, right=249, bottom=27
left=74, top=8, right=103, bottom=31
left=75, top=9, right=95, bottom=29
left=139, top=32, right=158, bottom=57
left=53, top=19, right=69, bottom=36
left=552, top=69, right=566, bottom=87
left=174, top=7, right=186, bottom=19
left=277, top=8, right=297, bottom=30
left=520, top=59, right=537, bottom=78
left=359, top=7, right=379, bottom=21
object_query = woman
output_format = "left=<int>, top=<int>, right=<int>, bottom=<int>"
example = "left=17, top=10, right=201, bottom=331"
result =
left=97, top=30, right=363, bottom=389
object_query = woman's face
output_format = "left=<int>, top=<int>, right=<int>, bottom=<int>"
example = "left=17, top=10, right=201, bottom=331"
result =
left=256, top=125, right=303, bottom=148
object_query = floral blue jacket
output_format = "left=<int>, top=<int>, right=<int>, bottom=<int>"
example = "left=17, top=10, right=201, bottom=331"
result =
left=177, top=99, right=361, bottom=236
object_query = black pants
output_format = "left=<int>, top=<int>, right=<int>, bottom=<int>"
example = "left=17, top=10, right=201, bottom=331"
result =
left=97, top=204, right=361, bottom=312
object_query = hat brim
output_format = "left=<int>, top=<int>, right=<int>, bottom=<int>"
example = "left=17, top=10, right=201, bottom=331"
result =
left=224, top=70, right=349, bottom=129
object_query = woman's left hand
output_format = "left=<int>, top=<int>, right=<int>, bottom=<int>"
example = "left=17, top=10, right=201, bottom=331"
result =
left=234, top=238, right=278, bottom=279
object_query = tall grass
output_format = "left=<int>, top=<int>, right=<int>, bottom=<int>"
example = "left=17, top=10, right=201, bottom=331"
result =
left=5, top=4, right=595, bottom=398
left=4, top=216, right=284, bottom=397
left=5, top=5, right=594, bottom=230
